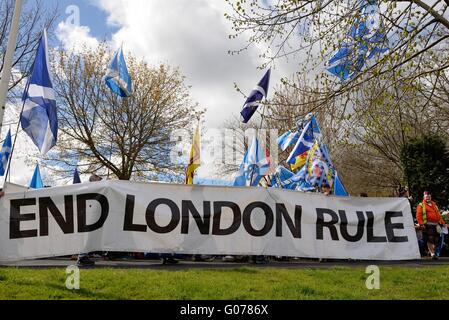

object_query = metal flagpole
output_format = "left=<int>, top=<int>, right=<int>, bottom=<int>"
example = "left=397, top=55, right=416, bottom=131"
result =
left=252, top=89, right=269, bottom=187
left=4, top=78, right=30, bottom=185
left=0, top=0, right=24, bottom=131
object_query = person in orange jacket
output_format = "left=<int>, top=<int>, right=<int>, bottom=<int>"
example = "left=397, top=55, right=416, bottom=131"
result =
left=416, top=191, right=446, bottom=260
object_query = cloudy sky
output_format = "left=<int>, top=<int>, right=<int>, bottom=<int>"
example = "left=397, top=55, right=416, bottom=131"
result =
left=3, top=0, right=298, bottom=186
left=54, top=0, right=293, bottom=127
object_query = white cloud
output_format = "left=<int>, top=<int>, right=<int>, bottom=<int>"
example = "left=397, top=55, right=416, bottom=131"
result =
left=56, top=21, right=99, bottom=52
left=8, top=0, right=294, bottom=185
left=91, top=0, right=293, bottom=128
left=89, top=0, right=296, bottom=179
left=0, top=101, right=42, bottom=187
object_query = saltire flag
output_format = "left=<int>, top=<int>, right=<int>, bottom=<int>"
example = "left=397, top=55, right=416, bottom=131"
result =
left=73, top=168, right=81, bottom=184
left=240, top=69, right=271, bottom=124
left=271, top=166, right=295, bottom=189
left=334, top=172, right=349, bottom=197
left=327, top=0, right=388, bottom=80
left=327, top=45, right=367, bottom=81
left=286, top=120, right=315, bottom=165
left=233, top=135, right=270, bottom=187
left=29, top=164, right=44, bottom=189
left=105, top=45, right=133, bottom=98
left=185, top=126, right=201, bottom=185
left=327, top=59, right=352, bottom=81
left=309, top=115, right=322, bottom=139
left=21, top=30, right=58, bottom=156
left=277, top=130, right=300, bottom=152
left=0, top=129, right=12, bottom=177
left=271, top=165, right=314, bottom=192
left=350, top=0, right=381, bottom=39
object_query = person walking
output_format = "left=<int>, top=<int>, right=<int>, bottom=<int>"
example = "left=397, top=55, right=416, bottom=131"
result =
left=416, top=191, right=446, bottom=260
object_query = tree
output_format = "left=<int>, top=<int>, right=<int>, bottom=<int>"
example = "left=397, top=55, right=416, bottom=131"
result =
left=342, top=70, right=445, bottom=193
left=223, top=68, right=449, bottom=196
left=225, top=0, right=449, bottom=109
left=219, top=75, right=348, bottom=186
left=49, top=45, right=203, bottom=181
left=0, top=0, right=57, bottom=97
left=401, top=134, right=449, bottom=208
left=225, top=0, right=449, bottom=195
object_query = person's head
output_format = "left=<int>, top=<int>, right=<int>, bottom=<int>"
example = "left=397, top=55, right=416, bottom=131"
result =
left=321, top=184, right=331, bottom=195
left=89, top=174, right=103, bottom=183
left=423, top=191, right=432, bottom=202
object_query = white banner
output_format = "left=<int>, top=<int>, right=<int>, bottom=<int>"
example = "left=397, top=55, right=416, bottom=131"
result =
left=0, top=180, right=420, bottom=262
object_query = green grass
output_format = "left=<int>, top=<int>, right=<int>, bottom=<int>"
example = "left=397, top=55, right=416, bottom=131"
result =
left=1, top=266, right=449, bottom=300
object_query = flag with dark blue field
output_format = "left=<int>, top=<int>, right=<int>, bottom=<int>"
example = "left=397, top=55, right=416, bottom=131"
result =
left=21, top=30, right=58, bottom=156
left=240, top=69, right=271, bottom=124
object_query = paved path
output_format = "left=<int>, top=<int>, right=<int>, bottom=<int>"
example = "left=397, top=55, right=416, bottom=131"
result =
left=2, top=257, right=449, bottom=270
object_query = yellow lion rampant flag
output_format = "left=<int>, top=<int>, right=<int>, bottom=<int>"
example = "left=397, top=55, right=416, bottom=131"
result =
left=290, top=151, right=309, bottom=171
left=185, top=126, right=201, bottom=185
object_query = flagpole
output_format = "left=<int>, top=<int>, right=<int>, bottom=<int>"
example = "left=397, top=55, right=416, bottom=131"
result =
left=254, top=98, right=268, bottom=186
left=4, top=78, right=30, bottom=186
left=0, top=0, right=24, bottom=132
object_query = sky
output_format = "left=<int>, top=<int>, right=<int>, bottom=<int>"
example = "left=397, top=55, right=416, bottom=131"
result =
left=51, top=0, right=293, bottom=128
left=1, top=0, right=405, bottom=187
left=3, top=0, right=319, bottom=187
left=1, top=0, right=297, bottom=187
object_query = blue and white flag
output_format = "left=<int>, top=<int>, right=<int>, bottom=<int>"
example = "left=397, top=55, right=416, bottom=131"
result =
left=271, top=166, right=295, bottom=189
left=286, top=120, right=315, bottom=165
left=21, top=30, right=58, bottom=156
left=327, top=47, right=367, bottom=81
left=233, top=135, right=270, bottom=187
left=327, top=0, right=388, bottom=80
left=241, top=69, right=271, bottom=124
left=0, top=129, right=12, bottom=176
left=73, top=168, right=81, bottom=184
left=29, top=164, right=44, bottom=189
left=105, top=46, right=133, bottom=98
left=271, top=166, right=312, bottom=191
left=277, top=131, right=300, bottom=152
left=309, top=115, right=322, bottom=138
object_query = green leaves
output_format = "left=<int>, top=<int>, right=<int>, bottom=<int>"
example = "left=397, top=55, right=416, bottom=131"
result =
left=401, top=134, right=449, bottom=209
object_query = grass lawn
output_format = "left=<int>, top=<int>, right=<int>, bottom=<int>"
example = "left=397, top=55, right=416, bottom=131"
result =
left=0, top=266, right=448, bottom=300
